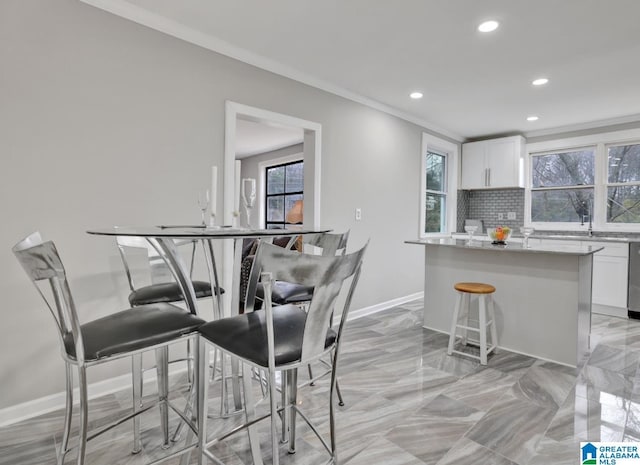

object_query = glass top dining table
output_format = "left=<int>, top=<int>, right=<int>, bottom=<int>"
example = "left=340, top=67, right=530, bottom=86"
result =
left=88, top=225, right=328, bottom=239
left=87, top=225, right=330, bottom=414
left=87, top=225, right=330, bottom=317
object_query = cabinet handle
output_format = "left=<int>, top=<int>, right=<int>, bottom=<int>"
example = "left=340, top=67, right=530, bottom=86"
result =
left=488, top=168, right=491, bottom=186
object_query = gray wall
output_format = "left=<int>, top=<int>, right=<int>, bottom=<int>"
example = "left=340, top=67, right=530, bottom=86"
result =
left=0, top=0, right=452, bottom=409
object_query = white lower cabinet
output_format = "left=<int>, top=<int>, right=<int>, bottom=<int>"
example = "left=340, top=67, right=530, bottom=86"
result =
left=592, top=255, right=628, bottom=309
left=589, top=241, right=628, bottom=316
left=535, top=238, right=629, bottom=317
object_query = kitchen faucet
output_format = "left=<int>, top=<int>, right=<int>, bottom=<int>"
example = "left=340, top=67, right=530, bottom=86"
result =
left=580, top=198, right=593, bottom=237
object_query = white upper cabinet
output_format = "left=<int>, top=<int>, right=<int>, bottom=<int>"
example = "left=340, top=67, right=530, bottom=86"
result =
left=460, top=135, right=526, bottom=189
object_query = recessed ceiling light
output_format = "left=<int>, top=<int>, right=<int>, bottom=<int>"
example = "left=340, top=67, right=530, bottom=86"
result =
left=410, top=92, right=423, bottom=99
left=478, top=20, right=499, bottom=32
left=527, top=116, right=539, bottom=122
left=532, top=78, right=549, bottom=86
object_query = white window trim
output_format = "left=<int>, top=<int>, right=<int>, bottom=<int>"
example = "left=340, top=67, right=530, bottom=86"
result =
left=420, top=133, right=459, bottom=238
left=257, top=153, right=303, bottom=229
left=525, top=128, right=640, bottom=232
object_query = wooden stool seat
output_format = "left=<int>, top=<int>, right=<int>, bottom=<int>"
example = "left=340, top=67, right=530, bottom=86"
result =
left=447, top=281, right=498, bottom=365
left=454, top=282, right=495, bottom=294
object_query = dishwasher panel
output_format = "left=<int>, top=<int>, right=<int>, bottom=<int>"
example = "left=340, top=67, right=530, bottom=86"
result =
left=628, top=242, right=640, bottom=319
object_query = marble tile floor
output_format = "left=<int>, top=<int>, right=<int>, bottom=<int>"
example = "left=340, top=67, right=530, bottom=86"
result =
left=3, top=300, right=640, bottom=464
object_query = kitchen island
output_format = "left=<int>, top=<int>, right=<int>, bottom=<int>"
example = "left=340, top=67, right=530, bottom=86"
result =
left=406, top=238, right=603, bottom=367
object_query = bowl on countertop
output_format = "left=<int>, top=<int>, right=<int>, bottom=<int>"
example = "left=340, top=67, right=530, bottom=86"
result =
left=488, top=227, right=512, bottom=244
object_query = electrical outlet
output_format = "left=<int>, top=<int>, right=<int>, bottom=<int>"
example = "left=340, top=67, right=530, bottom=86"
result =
left=507, top=211, right=516, bottom=220
left=497, top=212, right=504, bottom=220
left=355, top=208, right=362, bottom=221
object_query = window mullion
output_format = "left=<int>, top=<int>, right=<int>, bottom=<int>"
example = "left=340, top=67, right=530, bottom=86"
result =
left=593, top=142, right=607, bottom=229
left=264, top=160, right=304, bottom=229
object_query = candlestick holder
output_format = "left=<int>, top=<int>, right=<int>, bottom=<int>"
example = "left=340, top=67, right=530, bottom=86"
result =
left=241, top=178, right=256, bottom=228
left=197, top=190, right=209, bottom=226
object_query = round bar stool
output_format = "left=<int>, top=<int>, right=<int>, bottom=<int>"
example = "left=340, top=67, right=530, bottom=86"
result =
left=447, top=282, right=498, bottom=365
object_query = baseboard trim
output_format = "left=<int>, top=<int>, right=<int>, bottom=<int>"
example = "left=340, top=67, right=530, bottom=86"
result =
left=339, top=291, right=424, bottom=324
left=0, top=292, right=424, bottom=427
left=592, top=303, right=627, bottom=319
left=0, top=365, right=187, bottom=428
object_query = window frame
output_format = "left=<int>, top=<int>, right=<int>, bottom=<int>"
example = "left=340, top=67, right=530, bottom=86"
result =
left=420, top=133, right=459, bottom=238
left=525, top=128, right=640, bottom=232
left=257, top=153, right=303, bottom=229
left=264, top=159, right=304, bottom=229
left=605, top=142, right=640, bottom=226
left=528, top=146, right=596, bottom=228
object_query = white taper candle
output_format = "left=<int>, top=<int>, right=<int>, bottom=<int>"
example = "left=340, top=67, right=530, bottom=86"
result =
left=210, top=165, right=217, bottom=226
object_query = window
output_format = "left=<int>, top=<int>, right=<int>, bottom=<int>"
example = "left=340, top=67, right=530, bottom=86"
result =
left=530, top=148, right=595, bottom=223
left=420, top=132, right=458, bottom=237
left=424, top=150, right=447, bottom=233
left=607, top=143, right=640, bottom=223
left=264, top=160, right=303, bottom=229
left=526, top=128, right=640, bottom=231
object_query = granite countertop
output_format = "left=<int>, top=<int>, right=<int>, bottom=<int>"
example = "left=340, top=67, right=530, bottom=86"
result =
left=453, top=232, right=640, bottom=243
left=406, top=238, right=603, bottom=256
left=529, top=234, right=634, bottom=243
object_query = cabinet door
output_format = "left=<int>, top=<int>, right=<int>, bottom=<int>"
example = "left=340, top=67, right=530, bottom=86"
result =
left=486, top=138, right=522, bottom=188
left=592, top=255, right=628, bottom=308
left=460, top=142, right=486, bottom=189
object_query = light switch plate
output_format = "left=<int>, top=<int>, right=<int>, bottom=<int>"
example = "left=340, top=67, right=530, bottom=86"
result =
left=355, top=208, right=362, bottom=221
left=497, top=212, right=504, bottom=220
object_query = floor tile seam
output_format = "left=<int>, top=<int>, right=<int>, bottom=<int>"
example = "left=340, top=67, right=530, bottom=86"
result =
left=370, top=325, right=425, bottom=338
left=465, top=390, right=557, bottom=453
left=450, top=367, right=520, bottom=393
left=438, top=436, right=523, bottom=465
left=343, top=437, right=416, bottom=465
left=534, top=415, right=566, bottom=453
left=462, top=417, right=546, bottom=465
left=0, top=433, right=57, bottom=451
left=593, top=341, right=640, bottom=355
left=571, top=388, right=638, bottom=416
left=502, top=388, right=561, bottom=416
left=528, top=361, right=581, bottom=382
left=443, top=388, right=507, bottom=416
left=587, top=344, right=640, bottom=373
left=510, top=376, right=577, bottom=412
left=390, top=445, right=430, bottom=465
left=582, top=361, right=637, bottom=386
left=458, top=382, right=518, bottom=418
left=0, top=432, right=57, bottom=455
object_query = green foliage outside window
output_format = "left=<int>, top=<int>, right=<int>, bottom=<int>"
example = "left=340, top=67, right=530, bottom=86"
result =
left=425, top=151, right=446, bottom=233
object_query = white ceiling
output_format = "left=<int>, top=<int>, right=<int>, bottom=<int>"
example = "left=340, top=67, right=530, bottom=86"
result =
left=84, top=0, right=640, bottom=141
left=235, top=119, right=303, bottom=159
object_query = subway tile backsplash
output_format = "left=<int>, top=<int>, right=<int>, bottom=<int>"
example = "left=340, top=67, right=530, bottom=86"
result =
left=457, top=188, right=525, bottom=232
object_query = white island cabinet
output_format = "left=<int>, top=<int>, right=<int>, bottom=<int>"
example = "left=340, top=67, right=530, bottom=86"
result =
left=460, top=135, right=526, bottom=189
left=406, top=238, right=602, bottom=367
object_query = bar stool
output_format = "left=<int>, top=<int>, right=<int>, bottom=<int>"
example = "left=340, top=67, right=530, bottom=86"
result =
left=447, top=282, right=498, bottom=365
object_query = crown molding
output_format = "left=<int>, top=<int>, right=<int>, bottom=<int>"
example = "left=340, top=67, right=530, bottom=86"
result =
left=79, top=0, right=463, bottom=142
left=524, top=113, right=640, bottom=139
